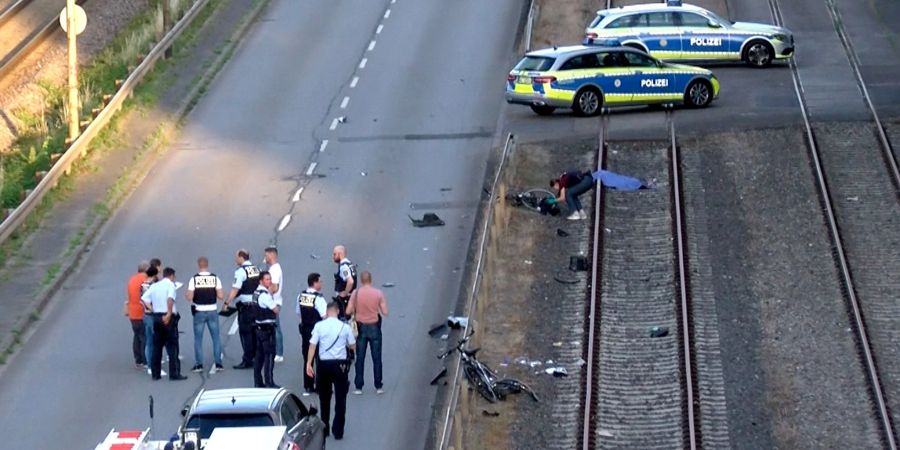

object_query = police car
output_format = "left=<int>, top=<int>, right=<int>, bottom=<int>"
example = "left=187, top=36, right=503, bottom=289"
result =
left=505, top=44, right=719, bottom=116
left=583, top=0, right=794, bottom=67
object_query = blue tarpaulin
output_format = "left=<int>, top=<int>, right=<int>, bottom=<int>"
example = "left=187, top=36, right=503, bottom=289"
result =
left=591, top=170, right=649, bottom=191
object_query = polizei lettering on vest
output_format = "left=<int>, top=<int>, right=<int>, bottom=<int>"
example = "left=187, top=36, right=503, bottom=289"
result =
left=641, top=78, right=669, bottom=88
left=690, top=37, right=722, bottom=46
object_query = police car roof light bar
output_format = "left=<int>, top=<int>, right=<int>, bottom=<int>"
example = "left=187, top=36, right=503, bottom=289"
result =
left=667, top=0, right=682, bottom=6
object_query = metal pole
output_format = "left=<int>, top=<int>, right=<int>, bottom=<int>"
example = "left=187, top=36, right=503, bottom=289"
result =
left=163, top=0, right=172, bottom=58
left=66, top=0, right=78, bottom=141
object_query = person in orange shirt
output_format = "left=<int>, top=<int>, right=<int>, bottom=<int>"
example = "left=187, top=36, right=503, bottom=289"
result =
left=124, top=261, right=150, bottom=369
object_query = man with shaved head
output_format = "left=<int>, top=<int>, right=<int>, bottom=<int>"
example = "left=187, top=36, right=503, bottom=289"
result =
left=332, top=245, right=356, bottom=321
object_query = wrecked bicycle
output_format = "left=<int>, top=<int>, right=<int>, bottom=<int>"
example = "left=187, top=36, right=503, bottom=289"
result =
left=438, top=330, right=539, bottom=403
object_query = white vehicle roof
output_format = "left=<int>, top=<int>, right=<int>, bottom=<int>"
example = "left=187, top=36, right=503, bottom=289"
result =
left=598, top=2, right=707, bottom=15
left=203, top=426, right=290, bottom=450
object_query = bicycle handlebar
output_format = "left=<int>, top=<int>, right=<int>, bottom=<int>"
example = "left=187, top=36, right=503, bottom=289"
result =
left=437, top=329, right=475, bottom=359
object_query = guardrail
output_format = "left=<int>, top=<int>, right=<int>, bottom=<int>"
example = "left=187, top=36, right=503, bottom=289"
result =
left=0, top=0, right=210, bottom=244
left=438, top=132, right=514, bottom=450
left=525, top=0, right=536, bottom=52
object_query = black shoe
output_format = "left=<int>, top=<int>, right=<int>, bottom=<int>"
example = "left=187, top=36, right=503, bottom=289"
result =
left=267, top=383, right=280, bottom=389
left=233, top=363, right=252, bottom=370
left=334, top=435, right=343, bottom=440
left=151, top=375, right=162, bottom=381
left=170, top=374, right=188, bottom=381
left=191, top=364, right=203, bottom=373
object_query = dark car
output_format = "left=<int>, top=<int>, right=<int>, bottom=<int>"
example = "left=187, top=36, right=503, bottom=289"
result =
left=178, top=388, right=325, bottom=450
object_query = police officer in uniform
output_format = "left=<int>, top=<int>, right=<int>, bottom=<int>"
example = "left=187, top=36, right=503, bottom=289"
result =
left=224, top=249, right=260, bottom=369
left=252, top=271, right=280, bottom=388
left=297, top=273, right=327, bottom=395
left=331, top=245, right=356, bottom=320
left=306, top=302, right=356, bottom=440
left=141, top=267, right=187, bottom=381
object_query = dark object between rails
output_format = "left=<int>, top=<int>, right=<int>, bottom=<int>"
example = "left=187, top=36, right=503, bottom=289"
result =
left=570, top=256, right=589, bottom=272
left=409, top=213, right=445, bottom=227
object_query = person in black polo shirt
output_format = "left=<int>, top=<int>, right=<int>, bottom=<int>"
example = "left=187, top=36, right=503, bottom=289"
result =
left=186, top=256, right=224, bottom=375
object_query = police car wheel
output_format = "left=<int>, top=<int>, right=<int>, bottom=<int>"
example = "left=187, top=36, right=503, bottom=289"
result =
left=530, top=105, right=556, bottom=116
left=573, top=88, right=602, bottom=117
left=685, top=80, right=712, bottom=108
left=743, top=41, right=773, bottom=68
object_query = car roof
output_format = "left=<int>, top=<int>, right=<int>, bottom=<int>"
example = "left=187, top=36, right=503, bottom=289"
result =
left=189, top=388, right=286, bottom=416
left=597, top=2, right=707, bottom=16
left=526, top=45, right=627, bottom=58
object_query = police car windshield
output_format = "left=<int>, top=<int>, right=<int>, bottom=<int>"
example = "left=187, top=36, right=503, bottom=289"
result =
left=589, top=14, right=605, bottom=28
left=187, top=413, right=275, bottom=439
left=514, top=56, right=556, bottom=72
left=703, top=9, right=733, bottom=26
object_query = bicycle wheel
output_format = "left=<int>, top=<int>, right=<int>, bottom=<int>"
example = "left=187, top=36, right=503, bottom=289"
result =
left=494, top=378, right=540, bottom=402
left=464, top=364, right=497, bottom=403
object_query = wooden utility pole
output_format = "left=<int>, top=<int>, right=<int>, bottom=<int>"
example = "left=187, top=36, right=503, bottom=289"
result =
left=66, top=0, right=78, bottom=141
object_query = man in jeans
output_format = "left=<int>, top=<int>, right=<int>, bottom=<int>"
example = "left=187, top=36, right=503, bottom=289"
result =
left=185, top=257, right=225, bottom=374
left=346, top=271, right=389, bottom=394
left=550, top=170, right=594, bottom=220
left=124, top=261, right=150, bottom=370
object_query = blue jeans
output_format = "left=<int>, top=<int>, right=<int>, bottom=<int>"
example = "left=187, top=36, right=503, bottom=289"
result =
left=275, top=313, right=283, bottom=357
left=566, top=175, right=594, bottom=211
left=354, top=322, right=383, bottom=390
left=143, top=315, right=154, bottom=366
left=193, top=310, right=222, bottom=366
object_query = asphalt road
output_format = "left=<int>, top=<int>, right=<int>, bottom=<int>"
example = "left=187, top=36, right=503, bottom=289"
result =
left=0, top=0, right=521, bottom=448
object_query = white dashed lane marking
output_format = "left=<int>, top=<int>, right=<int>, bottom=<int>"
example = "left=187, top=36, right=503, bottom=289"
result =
left=319, top=140, right=329, bottom=152
left=340, top=97, right=350, bottom=109
left=330, top=118, right=339, bottom=130
left=359, top=58, right=368, bottom=69
left=292, top=188, right=304, bottom=202
left=384, top=9, right=390, bottom=19
left=368, top=40, right=377, bottom=51
left=277, top=214, right=291, bottom=231
left=350, top=76, right=359, bottom=88
left=306, top=162, right=318, bottom=176
left=376, top=24, right=383, bottom=34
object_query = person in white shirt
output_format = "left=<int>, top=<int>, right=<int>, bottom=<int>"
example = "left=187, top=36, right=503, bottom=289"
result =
left=306, top=302, right=356, bottom=440
left=185, top=256, right=224, bottom=374
left=141, top=267, right=187, bottom=381
left=263, top=246, right=285, bottom=362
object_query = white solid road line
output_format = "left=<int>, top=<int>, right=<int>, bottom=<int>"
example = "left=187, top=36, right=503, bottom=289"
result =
left=292, top=187, right=304, bottom=202
left=368, top=40, right=377, bottom=51
left=340, top=96, right=350, bottom=109
left=306, top=162, right=318, bottom=176
left=350, top=76, right=359, bottom=88
left=319, top=140, right=329, bottom=152
left=384, top=9, right=391, bottom=19
left=359, top=58, right=368, bottom=69
left=330, top=118, right=339, bottom=130
left=376, top=24, right=384, bottom=34
left=277, top=214, right=291, bottom=231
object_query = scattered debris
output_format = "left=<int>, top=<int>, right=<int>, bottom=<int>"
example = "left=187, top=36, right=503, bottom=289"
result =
left=482, top=410, right=500, bottom=417
left=428, top=323, right=448, bottom=337
left=309, top=253, right=320, bottom=260
left=545, top=359, right=554, bottom=365
left=430, top=368, right=447, bottom=385
left=557, top=228, right=569, bottom=237
left=598, top=429, right=614, bottom=438
left=361, top=171, right=367, bottom=176
left=447, top=316, right=469, bottom=329
left=554, top=271, right=579, bottom=284
left=382, top=282, right=396, bottom=288
left=440, top=187, right=453, bottom=192
left=545, top=367, right=568, bottom=377
left=650, top=326, right=669, bottom=338
left=500, top=357, right=509, bottom=367
left=847, top=196, right=859, bottom=202
left=410, top=213, right=445, bottom=227
left=569, top=256, right=589, bottom=272
left=524, top=259, right=533, bottom=265
left=575, top=358, right=586, bottom=366
left=440, top=334, right=449, bottom=340
left=604, top=227, right=612, bottom=233
left=552, top=341, right=562, bottom=347
left=337, top=116, right=347, bottom=123
left=529, top=360, right=543, bottom=368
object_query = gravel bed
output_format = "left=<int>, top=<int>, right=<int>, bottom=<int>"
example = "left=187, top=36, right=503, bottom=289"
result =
left=679, top=127, right=881, bottom=449
left=0, top=0, right=148, bottom=151
left=594, top=141, right=683, bottom=449
left=812, top=122, right=900, bottom=437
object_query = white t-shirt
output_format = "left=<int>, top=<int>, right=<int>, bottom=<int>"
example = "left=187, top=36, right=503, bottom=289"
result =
left=268, top=262, right=283, bottom=307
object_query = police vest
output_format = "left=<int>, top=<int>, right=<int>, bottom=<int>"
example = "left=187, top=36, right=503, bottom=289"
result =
left=298, top=290, right=324, bottom=326
left=253, top=289, right=277, bottom=323
left=238, top=264, right=260, bottom=296
left=191, top=273, right=218, bottom=306
left=334, top=261, right=357, bottom=294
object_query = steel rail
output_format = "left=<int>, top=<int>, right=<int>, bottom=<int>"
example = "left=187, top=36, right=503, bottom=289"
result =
left=0, top=0, right=30, bottom=27
left=768, top=0, right=899, bottom=447
left=581, top=110, right=608, bottom=450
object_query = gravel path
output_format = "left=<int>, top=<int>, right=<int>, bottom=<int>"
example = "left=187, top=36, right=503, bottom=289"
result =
left=813, top=122, right=900, bottom=439
left=679, top=128, right=882, bottom=449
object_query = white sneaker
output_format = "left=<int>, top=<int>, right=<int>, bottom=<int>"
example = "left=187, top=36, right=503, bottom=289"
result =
left=579, top=210, right=588, bottom=219
left=566, top=212, right=581, bottom=220
left=376, top=388, right=385, bottom=395
left=352, top=389, right=363, bottom=395
left=274, top=355, right=284, bottom=363
left=147, top=368, right=167, bottom=377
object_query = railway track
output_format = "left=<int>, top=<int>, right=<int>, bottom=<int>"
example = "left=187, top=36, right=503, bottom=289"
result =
left=581, top=110, right=701, bottom=449
left=769, top=0, right=900, bottom=447
left=0, top=0, right=86, bottom=83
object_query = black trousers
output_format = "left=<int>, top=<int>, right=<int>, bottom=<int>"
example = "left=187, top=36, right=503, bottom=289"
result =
left=317, top=359, right=349, bottom=438
left=130, top=319, right=146, bottom=365
left=253, top=323, right=276, bottom=387
left=299, top=324, right=316, bottom=390
left=151, top=314, right=180, bottom=378
left=237, top=306, right=256, bottom=366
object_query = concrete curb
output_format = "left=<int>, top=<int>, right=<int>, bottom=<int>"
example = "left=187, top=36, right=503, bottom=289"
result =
left=0, top=0, right=273, bottom=370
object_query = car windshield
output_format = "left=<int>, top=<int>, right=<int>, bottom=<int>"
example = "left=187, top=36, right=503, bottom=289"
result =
left=514, top=56, right=556, bottom=72
left=589, top=14, right=605, bottom=28
left=703, top=10, right=734, bottom=26
left=186, top=413, right=275, bottom=439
